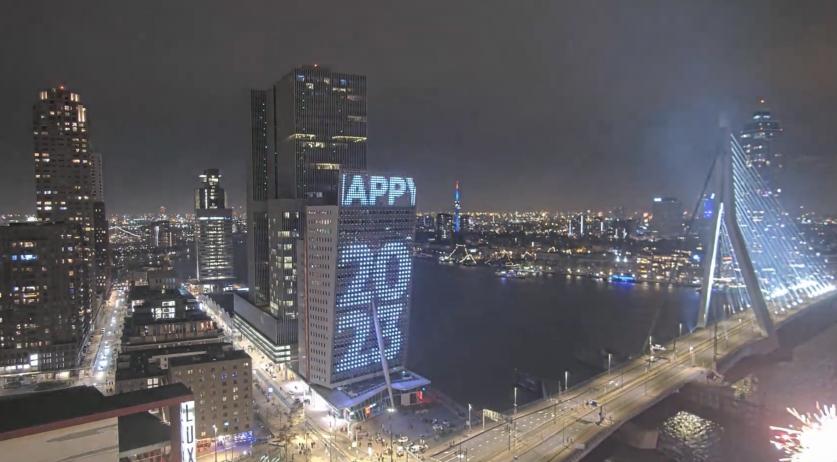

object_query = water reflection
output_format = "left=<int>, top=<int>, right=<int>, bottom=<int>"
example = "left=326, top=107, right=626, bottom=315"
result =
left=659, top=411, right=724, bottom=462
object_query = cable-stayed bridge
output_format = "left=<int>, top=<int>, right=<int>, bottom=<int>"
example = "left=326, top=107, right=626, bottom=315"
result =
left=430, top=128, right=836, bottom=462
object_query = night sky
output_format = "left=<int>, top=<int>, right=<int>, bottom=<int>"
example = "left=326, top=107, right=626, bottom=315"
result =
left=1, top=1, right=836, bottom=214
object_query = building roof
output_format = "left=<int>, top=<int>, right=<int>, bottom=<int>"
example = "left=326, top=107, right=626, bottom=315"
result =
left=0, top=384, right=192, bottom=441
left=207, top=292, right=235, bottom=316
left=116, top=342, right=238, bottom=380
left=313, top=370, right=430, bottom=410
left=168, top=347, right=250, bottom=368
left=118, top=412, right=172, bottom=453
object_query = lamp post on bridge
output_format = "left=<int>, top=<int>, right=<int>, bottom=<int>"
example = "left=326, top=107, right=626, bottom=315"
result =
left=674, top=322, right=683, bottom=356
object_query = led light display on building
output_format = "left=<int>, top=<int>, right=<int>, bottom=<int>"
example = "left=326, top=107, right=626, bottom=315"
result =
left=180, top=400, right=196, bottom=462
left=340, top=173, right=416, bottom=207
left=330, top=172, right=417, bottom=384
left=334, top=241, right=411, bottom=373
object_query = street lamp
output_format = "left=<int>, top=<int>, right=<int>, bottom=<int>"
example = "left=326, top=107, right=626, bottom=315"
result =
left=223, top=421, right=230, bottom=462
left=387, top=407, right=396, bottom=462
left=467, top=403, right=472, bottom=432
left=564, top=370, right=569, bottom=391
left=607, top=353, right=612, bottom=376
left=212, top=424, right=218, bottom=462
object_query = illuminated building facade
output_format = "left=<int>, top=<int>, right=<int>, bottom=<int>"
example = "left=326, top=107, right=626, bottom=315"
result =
left=435, top=213, right=453, bottom=242
left=298, top=172, right=429, bottom=418
left=33, top=86, right=109, bottom=297
left=194, top=169, right=234, bottom=288
left=143, top=220, right=175, bottom=250
left=0, top=222, right=88, bottom=373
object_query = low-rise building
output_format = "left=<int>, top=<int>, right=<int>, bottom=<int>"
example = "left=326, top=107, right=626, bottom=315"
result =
left=0, top=384, right=194, bottom=462
left=115, top=344, right=253, bottom=443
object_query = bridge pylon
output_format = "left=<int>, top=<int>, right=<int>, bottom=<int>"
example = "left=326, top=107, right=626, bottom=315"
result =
left=697, top=127, right=775, bottom=337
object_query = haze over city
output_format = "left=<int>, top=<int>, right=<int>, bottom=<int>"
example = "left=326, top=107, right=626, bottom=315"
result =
left=1, top=3, right=837, bottom=462
left=2, top=1, right=837, bottom=214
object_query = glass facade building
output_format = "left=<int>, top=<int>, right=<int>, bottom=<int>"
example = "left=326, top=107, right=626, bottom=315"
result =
left=194, top=169, right=234, bottom=287
left=246, top=66, right=367, bottom=364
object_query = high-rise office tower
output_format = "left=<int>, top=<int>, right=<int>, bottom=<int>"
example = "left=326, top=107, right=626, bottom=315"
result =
left=568, top=213, right=587, bottom=238
left=143, top=220, right=175, bottom=250
left=651, top=197, right=683, bottom=238
left=739, top=103, right=783, bottom=198
left=33, top=85, right=109, bottom=343
left=0, top=222, right=88, bottom=372
left=195, top=169, right=234, bottom=289
left=435, top=213, right=453, bottom=242
left=453, top=181, right=462, bottom=235
left=90, top=152, right=109, bottom=293
left=297, top=171, right=428, bottom=416
left=246, top=66, right=367, bottom=362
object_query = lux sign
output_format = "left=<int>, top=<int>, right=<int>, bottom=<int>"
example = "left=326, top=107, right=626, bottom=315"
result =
left=341, top=173, right=417, bottom=207
left=180, top=400, right=196, bottom=462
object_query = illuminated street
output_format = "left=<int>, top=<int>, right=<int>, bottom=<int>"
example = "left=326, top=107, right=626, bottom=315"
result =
left=79, top=283, right=128, bottom=394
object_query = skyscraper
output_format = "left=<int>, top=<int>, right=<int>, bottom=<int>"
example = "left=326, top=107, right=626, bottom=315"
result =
left=195, top=169, right=234, bottom=289
left=435, top=213, right=453, bottom=242
left=651, top=197, right=683, bottom=238
left=33, top=85, right=109, bottom=335
left=0, top=222, right=88, bottom=372
left=297, top=171, right=428, bottom=417
left=739, top=103, right=783, bottom=198
left=246, top=66, right=367, bottom=363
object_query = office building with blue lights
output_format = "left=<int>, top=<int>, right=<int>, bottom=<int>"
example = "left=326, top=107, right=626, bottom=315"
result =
left=297, top=171, right=429, bottom=419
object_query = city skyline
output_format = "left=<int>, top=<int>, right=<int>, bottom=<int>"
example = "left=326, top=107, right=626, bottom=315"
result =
left=1, top=4, right=836, bottom=462
left=2, top=2, right=837, bottom=215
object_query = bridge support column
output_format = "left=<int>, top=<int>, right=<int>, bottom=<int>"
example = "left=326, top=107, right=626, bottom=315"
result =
left=697, top=127, right=775, bottom=337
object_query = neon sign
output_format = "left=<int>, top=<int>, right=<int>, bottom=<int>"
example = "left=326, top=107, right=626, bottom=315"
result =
left=340, top=173, right=416, bottom=207
left=334, top=240, right=412, bottom=374
left=180, top=400, right=196, bottom=462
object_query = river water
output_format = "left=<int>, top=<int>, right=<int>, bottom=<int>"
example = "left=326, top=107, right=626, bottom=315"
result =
left=406, top=259, right=837, bottom=462
left=407, top=259, right=699, bottom=411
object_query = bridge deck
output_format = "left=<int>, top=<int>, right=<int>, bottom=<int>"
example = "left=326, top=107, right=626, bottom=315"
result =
left=431, top=291, right=837, bottom=462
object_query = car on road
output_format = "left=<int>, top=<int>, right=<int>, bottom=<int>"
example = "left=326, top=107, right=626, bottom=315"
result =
left=409, top=444, right=427, bottom=453
left=398, top=436, right=409, bottom=443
